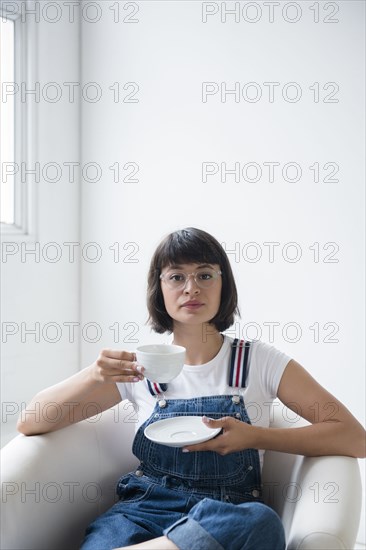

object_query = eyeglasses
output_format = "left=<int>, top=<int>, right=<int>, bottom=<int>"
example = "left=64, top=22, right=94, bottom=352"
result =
left=160, top=268, right=222, bottom=290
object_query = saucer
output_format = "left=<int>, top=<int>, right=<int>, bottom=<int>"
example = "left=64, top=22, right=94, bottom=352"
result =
left=144, top=416, right=221, bottom=447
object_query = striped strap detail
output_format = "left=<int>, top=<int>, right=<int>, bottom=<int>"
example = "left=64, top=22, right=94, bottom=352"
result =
left=146, top=379, right=168, bottom=396
left=228, top=338, right=251, bottom=388
left=146, top=339, right=251, bottom=394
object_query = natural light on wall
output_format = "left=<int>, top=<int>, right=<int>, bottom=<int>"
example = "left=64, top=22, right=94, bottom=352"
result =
left=0, top=14, right=15, bottom=225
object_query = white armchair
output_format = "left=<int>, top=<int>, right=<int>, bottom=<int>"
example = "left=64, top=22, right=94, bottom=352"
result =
left=1, top=402, right=362, bottom=550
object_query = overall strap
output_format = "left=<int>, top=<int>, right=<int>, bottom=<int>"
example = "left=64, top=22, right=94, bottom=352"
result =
left=146, top=379, right=168, bottom=396
left=228, top=338, right=251, bottom=388
left=146, top=338, right=252, bottom=396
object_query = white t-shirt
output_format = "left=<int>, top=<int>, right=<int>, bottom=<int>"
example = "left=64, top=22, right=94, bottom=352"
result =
left=116, top=335, right=292, bottom=468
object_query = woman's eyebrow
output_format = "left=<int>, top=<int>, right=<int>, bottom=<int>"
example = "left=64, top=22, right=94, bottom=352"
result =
left=167, top=263, right=214, bottom=270
left=196, top=264, right=214, bottom=269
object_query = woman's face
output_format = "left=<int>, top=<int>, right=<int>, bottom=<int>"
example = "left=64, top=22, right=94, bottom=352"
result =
left=160, top=262, right=222, bottom=330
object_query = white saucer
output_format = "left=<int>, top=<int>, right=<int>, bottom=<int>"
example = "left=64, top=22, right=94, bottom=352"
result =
left=144, top=416, right=221, bottom=447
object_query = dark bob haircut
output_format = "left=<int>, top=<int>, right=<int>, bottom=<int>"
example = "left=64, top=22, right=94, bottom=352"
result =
left=147, top=227, right=240, bottom=334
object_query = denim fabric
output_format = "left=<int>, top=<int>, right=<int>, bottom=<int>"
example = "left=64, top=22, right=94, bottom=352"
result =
left=81, top=475, right=285, bottom=550
left=165, top=498, right=285, bottom=550
left=132, top=395, right=262, bottom=502
left=80, top=394, right=285, bottom=550
left=81, top=475, right=201, bottom=549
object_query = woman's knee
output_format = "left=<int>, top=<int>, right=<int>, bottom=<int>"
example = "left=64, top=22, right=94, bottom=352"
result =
left=240, top=502, right=285, bottom=549
left=187, top=499, right=285, bottom=550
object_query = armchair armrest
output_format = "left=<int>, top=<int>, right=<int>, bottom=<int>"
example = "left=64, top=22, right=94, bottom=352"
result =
left=0, top=403, right=139, bottom=550
left=285, top=455, right=362, bottom=550
left=264, top=402, right=362, bottom=549
left=264, top=450, right=362, bottom=549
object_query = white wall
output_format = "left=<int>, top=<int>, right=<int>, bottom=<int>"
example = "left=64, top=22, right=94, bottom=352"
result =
left=1, top=0, right=364, bottom=545
left=80, top=1, right=365, bottom=543
left=1, top=6, right=80, bottom=445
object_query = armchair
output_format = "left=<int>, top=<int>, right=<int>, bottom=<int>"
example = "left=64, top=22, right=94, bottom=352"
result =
left=1, top=401, right=362, bottom=550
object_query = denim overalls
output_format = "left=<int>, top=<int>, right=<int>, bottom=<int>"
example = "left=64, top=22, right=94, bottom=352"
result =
left=81, top=339, right=286, bottom=550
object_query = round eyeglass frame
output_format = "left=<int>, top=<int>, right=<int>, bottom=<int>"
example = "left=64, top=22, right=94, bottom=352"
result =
left=160, top=269, right=222, bottom=290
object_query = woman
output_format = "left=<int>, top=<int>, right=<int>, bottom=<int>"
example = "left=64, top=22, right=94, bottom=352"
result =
left=17, top=227, right=366, bottom=550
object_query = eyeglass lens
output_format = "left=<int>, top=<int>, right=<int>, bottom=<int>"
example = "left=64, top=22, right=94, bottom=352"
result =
left=163, top=269, right=219, bottom=289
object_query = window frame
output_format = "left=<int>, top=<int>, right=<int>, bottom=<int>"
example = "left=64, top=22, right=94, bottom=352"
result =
left=1, top=2, right=37, bottom=242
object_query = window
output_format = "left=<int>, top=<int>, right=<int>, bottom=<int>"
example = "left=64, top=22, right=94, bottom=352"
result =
left=1, top=15, right=15, bottom=225
left=0, top=4, right=36, bottom=240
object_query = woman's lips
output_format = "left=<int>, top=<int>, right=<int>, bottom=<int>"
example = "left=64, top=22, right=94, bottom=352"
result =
left=181, top=301, right=203, bottom=309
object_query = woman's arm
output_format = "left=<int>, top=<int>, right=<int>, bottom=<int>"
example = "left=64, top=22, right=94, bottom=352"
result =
left=266, top=359, right=366, bottom=457
left=17, top=348, right=143, bottom=435
left=184, top=360, right=366, bottom=458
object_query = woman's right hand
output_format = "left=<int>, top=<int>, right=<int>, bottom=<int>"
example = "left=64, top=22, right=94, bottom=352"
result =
left=91, top=348, right=145, bottom=384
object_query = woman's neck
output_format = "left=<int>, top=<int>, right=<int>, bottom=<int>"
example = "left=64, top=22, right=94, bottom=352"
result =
left=172, top=323, right=224, bottom=365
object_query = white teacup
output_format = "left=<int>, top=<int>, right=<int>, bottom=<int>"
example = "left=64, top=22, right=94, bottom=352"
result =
left=135, top=344, right=186, bottom=383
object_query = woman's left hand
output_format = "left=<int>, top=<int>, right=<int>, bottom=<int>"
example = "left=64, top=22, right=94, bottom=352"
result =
left=182, top=416, right=256, bottom=455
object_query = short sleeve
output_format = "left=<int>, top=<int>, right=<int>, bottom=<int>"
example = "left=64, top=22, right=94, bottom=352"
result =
left=116, top=381, right=133, bottom=402
left=250, top=341, right=292, bottom=398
